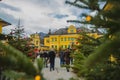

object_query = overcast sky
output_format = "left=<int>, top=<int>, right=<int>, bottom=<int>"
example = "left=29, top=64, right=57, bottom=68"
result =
left=0, top=0, right=104, bottom=35
left=0, top=0, right=83, bottom=35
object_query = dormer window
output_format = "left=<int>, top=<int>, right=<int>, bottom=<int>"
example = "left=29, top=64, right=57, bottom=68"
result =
left=70, top=30, right=74, bottom=33
left=67, top=25, right=76, bottom=34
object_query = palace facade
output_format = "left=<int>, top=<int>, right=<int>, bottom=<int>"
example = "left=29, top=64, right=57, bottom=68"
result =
left=44, top=25, right=101, bottom=51
left=30, top=33, right=40, bottom=49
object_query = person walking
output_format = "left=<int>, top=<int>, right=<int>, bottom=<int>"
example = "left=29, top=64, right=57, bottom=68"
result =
left=64, top=48, right=71, bottom=72
left=59, top=50, right=65, bottom=67
left=48, top=48, right=56, bottom=71
left=43, top=50, right=49, bottom=68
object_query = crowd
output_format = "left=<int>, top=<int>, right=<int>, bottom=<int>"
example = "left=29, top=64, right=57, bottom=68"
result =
left=36, top=48, right=73, bottom=72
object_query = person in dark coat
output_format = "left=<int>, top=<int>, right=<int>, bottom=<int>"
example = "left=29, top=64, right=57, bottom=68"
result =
left=43, top=51, right=49, bottom=68
left=48, top=49, right=56, bottom=71
left=59, top=50, right=65, bottom=66
left=64, top=48, right=71, bottom=72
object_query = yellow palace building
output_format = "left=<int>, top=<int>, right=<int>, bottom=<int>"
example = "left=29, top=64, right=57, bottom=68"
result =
left=44, top=25, right=101, bottom=51
left=30, top=33, right=40, bottom=49
left=30, top=33, right=49, bottom=51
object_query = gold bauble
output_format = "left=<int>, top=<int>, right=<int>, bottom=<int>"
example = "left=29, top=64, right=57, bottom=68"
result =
left=86, top=16, right=92, bottom=21
left=35, top=75, right=41, bottom=80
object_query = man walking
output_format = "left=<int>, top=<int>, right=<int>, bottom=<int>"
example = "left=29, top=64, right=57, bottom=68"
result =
left=43, top=50, right=49, bottom=68
left=64, top=48, right=71, bottom=72
left=59, top=50, right=65, bottom=66
left=48, top=49, right=56, bottom=71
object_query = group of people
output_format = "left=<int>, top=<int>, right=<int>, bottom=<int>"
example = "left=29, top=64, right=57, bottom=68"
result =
left=59, top=48, right=73, bottom=72
left=38, top=49, right=56, bottom=71
left=37, top=48, right=73, bottom=72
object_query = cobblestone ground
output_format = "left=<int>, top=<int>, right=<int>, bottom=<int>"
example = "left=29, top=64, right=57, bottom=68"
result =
left=42, top=57, right=83, bottom=80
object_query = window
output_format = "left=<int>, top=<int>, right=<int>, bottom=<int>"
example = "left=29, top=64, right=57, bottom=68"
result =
left=70, top=30, right=74, bottom=33
left=71, top=37, right=74, bottom=41
left=65, top=45, right=67, bottom=48
left=63, top=45, right=65, bottom=48
left=68, top=37, right=70, bottom=41
left=51, top=38, right=57, bottom=42
left=55, top=38, right=57, bottom=41
left=68, top=45, right=70, bottom=48
left=51, top=38, right=54, bottom=42
left=61, top=45, right=63, bottom=48
left=46, top=40, right=49, bottom=43
left=55, top=45, right=57, bottom=49
left=64, top=37, right=66, bottom=41
left=36, top=41, right=38, bottom=45
left=51, top=45, right=54, bottom=48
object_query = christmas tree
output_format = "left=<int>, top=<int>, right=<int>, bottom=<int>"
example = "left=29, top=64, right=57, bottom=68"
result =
left=8, top=19, right=35, bottom=59
left=0, top=20, right=44, bottom=80
left=66, top=0, right=120, bottom=79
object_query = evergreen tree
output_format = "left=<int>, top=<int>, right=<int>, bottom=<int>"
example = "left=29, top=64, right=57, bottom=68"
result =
left=0, top=41, right=36, bottom=79
left=66, top=0, right=120, bottom=79
left=8, top=19, right=26, bottom=52
left=72, top=29, right=103, bottom=77
left=0, top=21, right=44, bottom=80
left=0, top=41, right=45, bottom=80
left=8, top=20, right=34, bottom=57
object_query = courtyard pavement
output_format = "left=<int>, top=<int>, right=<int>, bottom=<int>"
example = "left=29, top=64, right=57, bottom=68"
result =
left=41, top=57, right=83, bottom=80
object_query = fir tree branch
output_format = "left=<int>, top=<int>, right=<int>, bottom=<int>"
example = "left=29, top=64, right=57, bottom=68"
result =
left=73, top=0, right=89, bottom=5
left=88, top=0, right=101, bottom=11
left=66, top=0, right=101, bottom=11
left=81, top=32, right=102, bottom=44
left=0, top=41, right=37, bottom=76
left=65, top=1, right=89, bottom=10
left=84, top=34, right=120, bottom=69
left=67, top=20, right=89, bottom=24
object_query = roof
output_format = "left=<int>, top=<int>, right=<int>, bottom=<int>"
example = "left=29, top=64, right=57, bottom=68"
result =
left=51, top=28, right=68, bottom=35
left=50, top=27, right=91, bottom=35
left=0, top=18, right=11, bottom=27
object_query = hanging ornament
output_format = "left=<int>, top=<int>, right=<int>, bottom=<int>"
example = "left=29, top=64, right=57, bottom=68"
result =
left=86, top=15, right=92, bottom=21
left=35, top=75, right=41, bottom=80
